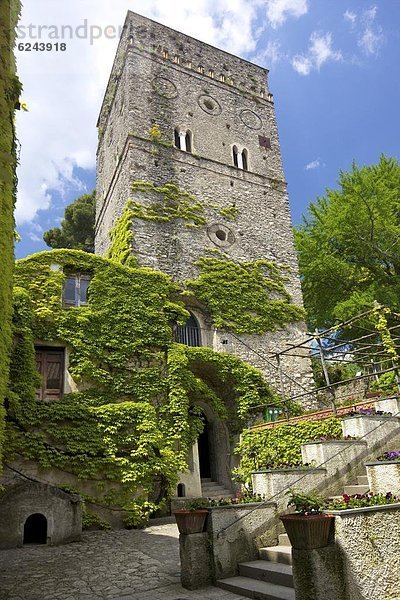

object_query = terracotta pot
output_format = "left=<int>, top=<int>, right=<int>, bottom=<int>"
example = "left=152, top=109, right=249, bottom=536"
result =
left=174, top=509, right=208, bottom=534
left=280, top=513, right=334, bottom=549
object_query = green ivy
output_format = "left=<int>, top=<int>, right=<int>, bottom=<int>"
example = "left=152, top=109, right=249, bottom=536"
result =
left=234, top=417, right=342, bottom=484
left=219, top=205, right=239, bottom=221
left=186, top=257, right=305, bottom=334
left=0, top=0, right=22, bottom=469
left=7, top=249, right=277, bottom=526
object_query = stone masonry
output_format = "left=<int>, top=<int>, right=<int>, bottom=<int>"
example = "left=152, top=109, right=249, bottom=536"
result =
left=95, top=11, right=314, bottom=401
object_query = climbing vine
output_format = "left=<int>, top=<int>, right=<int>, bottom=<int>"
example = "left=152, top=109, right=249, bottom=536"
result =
left=186, top=257, right=305, bottom=334
left=7, top=250, right=277, bottom=526
left=234, top=417, right=342, bottom=485
left=0, top=0, right=22, bottom=469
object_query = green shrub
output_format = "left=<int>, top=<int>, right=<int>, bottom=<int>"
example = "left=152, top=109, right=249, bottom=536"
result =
left=234, top=417, right=342, bottom=484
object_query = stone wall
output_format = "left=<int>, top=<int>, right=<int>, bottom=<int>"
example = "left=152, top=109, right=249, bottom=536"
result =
left=0, top=480, right=81, bottom=549
left=292, top=504, right=400, bottom=600
left=95, top=11, right=315, bottom=400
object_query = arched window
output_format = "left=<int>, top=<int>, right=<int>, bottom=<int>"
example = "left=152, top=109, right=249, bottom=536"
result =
left=23, top=513, right=47, bottom=544
left=177, top=483, right=186, bottom=497
left=242, top=148, right=248, bottom=171
left=175, top=312, right=201, bottom=347
left=174, top=129, right=192, bottom=153
left=232, top=145, right=239, bottom=168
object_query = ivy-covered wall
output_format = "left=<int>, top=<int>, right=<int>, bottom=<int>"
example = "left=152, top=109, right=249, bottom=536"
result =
left=0, top=0, right=22, bottom=468
left=107, top=192, right=305, bottom=335
left=234, top=417, right=342, bottom=485
left=6, top=250, right=278, bottom=526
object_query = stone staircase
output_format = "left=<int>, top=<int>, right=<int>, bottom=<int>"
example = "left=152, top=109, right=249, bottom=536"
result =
left=342, top=474, right=369, bottom=496
left=217, top=534, right=294, bottom=599
left=201, top=477, right=233, bottom=499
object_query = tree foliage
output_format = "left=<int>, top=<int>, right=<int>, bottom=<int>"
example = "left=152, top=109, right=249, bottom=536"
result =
left=43, top=190, right=95, bottom=252
left=295, top=156, right=400, bottom=328
left=0, top=0, right=22, bottom=468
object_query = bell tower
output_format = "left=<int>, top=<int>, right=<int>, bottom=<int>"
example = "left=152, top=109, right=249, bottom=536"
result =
left=95, top=11, right=314, bottom=401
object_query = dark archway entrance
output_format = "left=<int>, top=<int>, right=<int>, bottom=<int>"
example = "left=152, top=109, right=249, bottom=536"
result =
left=23, top=513, right=47, bottom=544
left=198, top=414, right=211, bottom=478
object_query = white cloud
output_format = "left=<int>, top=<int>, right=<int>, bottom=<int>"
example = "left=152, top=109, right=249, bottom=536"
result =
left=15, top=0, right=264, bottom=224
left=292, top=32, right=342, bottom=75
left=252, top=40, right=283, bottom=68
left=358, top=5, right=384, bottom=56
left=304, top=159, right=320, bottom=170
left=343, top=10, right=357, bottom=25
left=265, top=0, right=308, bottom=29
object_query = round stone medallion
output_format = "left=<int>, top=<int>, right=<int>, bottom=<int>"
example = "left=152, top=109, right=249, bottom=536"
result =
left=207, top=224, right=236, bottom=248
left=152, top=76, right=178, bottom=99
left=239, top=109, right=262, bottom=130
left=198, top=94, right=222, bottom=116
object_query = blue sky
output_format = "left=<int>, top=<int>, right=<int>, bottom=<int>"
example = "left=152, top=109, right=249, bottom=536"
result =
left=15, top=0, right=400, bottom=259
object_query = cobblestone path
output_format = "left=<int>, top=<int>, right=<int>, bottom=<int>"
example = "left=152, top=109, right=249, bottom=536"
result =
left=0, top=522, right=246, bottom=600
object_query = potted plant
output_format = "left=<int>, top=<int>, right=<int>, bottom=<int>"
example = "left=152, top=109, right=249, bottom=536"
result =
left=279, top=489, right=334, bottom=549
left=174, top=498, right=209, bottom=534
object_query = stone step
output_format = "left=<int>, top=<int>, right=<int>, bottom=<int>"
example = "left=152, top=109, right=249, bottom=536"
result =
left=343, top=484, right=369, bottom=495
left=201, top=484, right=230, bottom=491
left=357, top=475, right=368, bottom=485
left=203, top=491, right=233, bottom=499
left=201, top=477, right=212, bottom=483
left=239, top=560, right=293, bottom=588
left=217, top=576, right=295, bottom=600
left=278, top=533, right=290, bottom=546
left=259, top=546, right=292, bottom=565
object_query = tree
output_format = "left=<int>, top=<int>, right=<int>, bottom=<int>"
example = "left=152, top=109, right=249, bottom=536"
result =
left=295, top=156, right=400, bottom=329
left=43, top=190, right=95, bottom=252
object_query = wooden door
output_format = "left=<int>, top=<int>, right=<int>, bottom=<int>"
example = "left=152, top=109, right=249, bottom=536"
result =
left=35, top=349, right=64, bottom=400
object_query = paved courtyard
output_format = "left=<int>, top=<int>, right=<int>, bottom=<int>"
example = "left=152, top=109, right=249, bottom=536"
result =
left=0, top=522, right=246, bottom=600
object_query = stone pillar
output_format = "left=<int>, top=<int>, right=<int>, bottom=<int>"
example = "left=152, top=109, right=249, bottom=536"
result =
left=179, top=532, right=212, bottom=590
left=292, top=546, right=346, bottom=600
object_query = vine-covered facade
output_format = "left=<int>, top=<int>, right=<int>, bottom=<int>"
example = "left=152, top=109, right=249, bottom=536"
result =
left=4, top=250, right=280, bottom=526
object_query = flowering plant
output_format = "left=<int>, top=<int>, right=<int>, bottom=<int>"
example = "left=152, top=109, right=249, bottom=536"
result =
left=207, top=491, right=264, bottom=506
left=376, top=450, right=400, bottom=462
left=263, top=461, right=311, bottom=470
left=324, top=491, right=398, bottom=510
left=346, top=408, right=392, bottom=417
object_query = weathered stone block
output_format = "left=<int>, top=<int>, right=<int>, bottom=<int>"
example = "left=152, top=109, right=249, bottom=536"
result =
left=366, top=461, right=400, bottom=495
left=179, top=532, right=212, bottom=589
left=207, top=502, right=277, bottom=579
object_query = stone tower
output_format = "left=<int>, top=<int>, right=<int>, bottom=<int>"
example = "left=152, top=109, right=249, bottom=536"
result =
left=95, top=11, right=314, bottom=401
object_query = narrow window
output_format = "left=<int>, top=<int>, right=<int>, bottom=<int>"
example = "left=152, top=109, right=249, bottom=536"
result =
left=63, top=274, right=90, bottom=307
left=177, top=483, right=186, bottom=497
left=163, top=49, right=169, bottom=59
left=220, top=74, right=225, bottom=83
left=174, top=55, right=180, bottom=64
left=208, top=69, right=214, bottom=78
left=242, top=149, right=248, bottom=171
left=185, top=131, right=192, bottom=153
left=198, top=65, right=204, bottom=74
left=232, top=145, right=239, bottom=168
left=174, top=128, right=181, bottom=149
left=35, top=348, right=64, bottom=400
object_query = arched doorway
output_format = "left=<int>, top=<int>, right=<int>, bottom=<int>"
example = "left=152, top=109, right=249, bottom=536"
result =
left=23, top=513, right=47, bottom=544
left=198, top=413, right=211, bottom=478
